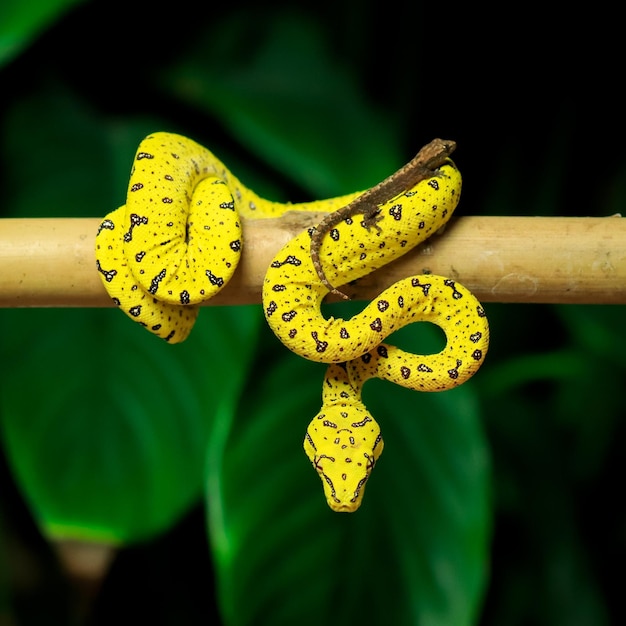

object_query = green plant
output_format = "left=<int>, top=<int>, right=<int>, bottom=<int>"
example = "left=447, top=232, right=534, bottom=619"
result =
left=1, top=2, right=624, bottom=624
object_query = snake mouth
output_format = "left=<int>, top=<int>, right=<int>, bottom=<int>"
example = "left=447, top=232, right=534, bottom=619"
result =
left=328, top=501, right=359, bottom=513
left=316, top=465, right=366, bottom=513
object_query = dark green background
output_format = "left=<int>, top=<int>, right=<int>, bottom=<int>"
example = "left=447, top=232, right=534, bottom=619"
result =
left=1, top=1, right=625, bottom=624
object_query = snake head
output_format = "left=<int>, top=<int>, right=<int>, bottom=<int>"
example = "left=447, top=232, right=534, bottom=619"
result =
left=303, top=403, right=384, bottom=512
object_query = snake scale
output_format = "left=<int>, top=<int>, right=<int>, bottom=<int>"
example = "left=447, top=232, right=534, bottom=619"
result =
left=95, top=132, right=489, bottom=512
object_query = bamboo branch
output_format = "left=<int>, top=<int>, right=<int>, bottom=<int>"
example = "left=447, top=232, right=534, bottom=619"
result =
left=1, top=215, right=625, bottom=307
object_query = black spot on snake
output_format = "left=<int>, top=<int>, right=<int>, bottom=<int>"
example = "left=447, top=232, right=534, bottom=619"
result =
left=444, top=278, right=463, bottom=299
left=97, top=219, right=114, bottom=234
left=311, top=331, right=328, bottom=353
left=271, top=255, right=301, bottom=268
left=205, top=270, right=224, bottom=287
left=96, top=260, right=117, bottom=282
left=165, top=330, right=176, bottom=342
left=389, top=204, right=402, bottom=220
left=370, top=318, right=383, bottom=332
left=411, top=278, right=431, bottom=296
left=124, top=213, right=148, bottom=243
left=148, top=269, right=166, bottom=294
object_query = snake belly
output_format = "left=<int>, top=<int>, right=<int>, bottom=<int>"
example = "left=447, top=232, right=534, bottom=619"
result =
left=262, top=160, right=490, bottom=511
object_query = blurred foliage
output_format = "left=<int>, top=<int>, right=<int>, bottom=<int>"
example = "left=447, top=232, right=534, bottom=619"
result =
left=1, top=1, right=625, bottom=625
left=0, top=0, right=86, bottom=66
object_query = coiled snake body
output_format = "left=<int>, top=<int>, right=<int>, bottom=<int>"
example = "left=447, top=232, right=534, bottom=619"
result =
left=95, top=132, right=357, bottom=342
left=95, top=132, right=489, bottom=512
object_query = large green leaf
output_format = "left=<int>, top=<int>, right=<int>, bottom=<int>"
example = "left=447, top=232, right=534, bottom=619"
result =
left=0, top=83, right=264, bottom=543
left=1, top=85, right=161, bottom=220
left=162, top=12, right=400, bottom=198
left=1, top=305, right=261, bottom=543
left=207, top=323, right=490, bottom=626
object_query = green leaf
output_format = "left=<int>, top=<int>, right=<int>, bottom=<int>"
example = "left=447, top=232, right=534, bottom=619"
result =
left=207, top=323, right=490, bottom=626
left=0, top=82, right=264, bottom=543
left=162, top=11, right=399, bottom=198
left=1, top=305, right=262, bottom=543
left=0, top=0, right=86, bottom=68
left=1, top=85, right=161, bottom=219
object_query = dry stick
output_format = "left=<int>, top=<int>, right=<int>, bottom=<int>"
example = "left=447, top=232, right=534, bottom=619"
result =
left=1, top=215, right=626, bottom=307
left=310, top=138, right=457, bottom=298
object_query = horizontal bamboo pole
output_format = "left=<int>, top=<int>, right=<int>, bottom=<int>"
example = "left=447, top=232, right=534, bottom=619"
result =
left=1, top=215, right=625, bottom=307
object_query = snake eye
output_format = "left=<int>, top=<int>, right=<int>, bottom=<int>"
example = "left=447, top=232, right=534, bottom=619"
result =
left=314, top=454, right=334, bottom=472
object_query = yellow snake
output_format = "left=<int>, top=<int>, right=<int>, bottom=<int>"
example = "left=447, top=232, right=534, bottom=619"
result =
left=95, top=132, right=489, bottom=512
left=262, top=160, right=489, bottom=511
